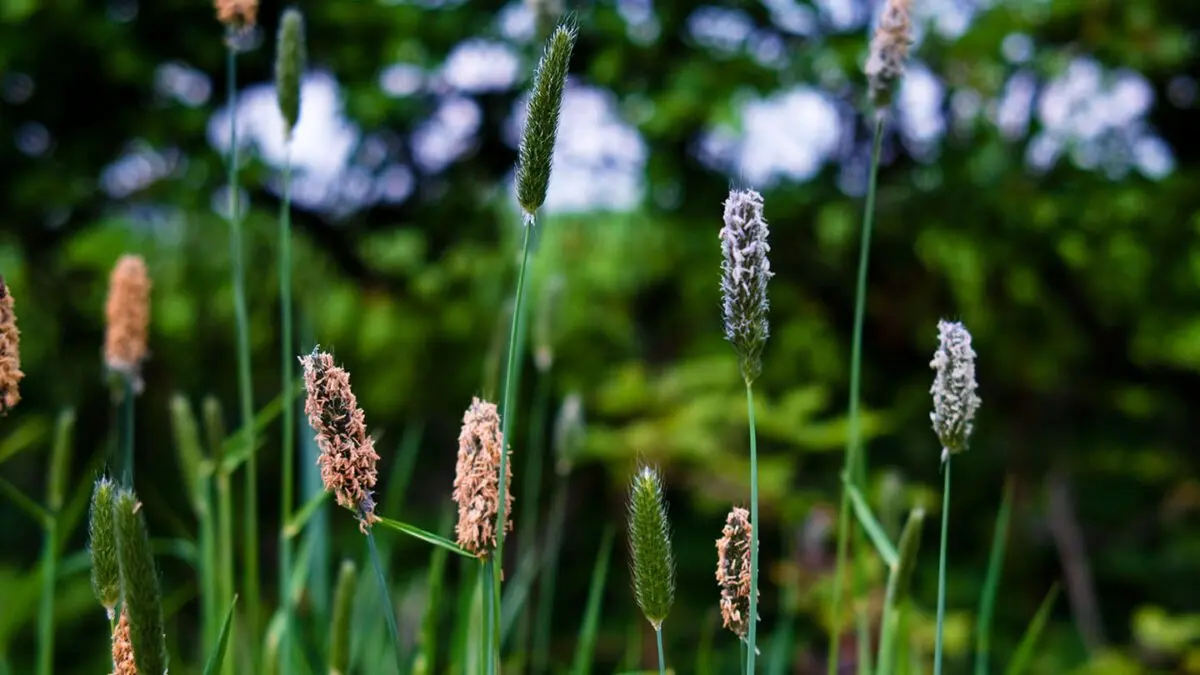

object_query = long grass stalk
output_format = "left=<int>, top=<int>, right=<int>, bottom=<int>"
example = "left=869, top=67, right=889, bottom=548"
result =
left=744, top=383, right=762, bottom=673
left=366, top=530, right=405, bottom=673
left=976, top=482, right=1013, bottom=675
left=828, top=115, right=885, bottom=675
left=204, top=397, right=236, bottom=674
left=278, top=140, right=296, bottom=675
left=655, top=627, right=666, bottom=675
left=224, top=36, right=260, bottom=666
left=933, top=458, right=952, bottom=675
left=532, top=473, right=569, bottom=673
left=571, top=525, right=614, bottom=675
left=483, top=559, right=497, bottom=675
left=515, top=373, right=551, bottom=656
left=37, top=409, right=73, bottom=675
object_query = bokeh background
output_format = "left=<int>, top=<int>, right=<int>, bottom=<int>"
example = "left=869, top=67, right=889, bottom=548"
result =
left=1, top=0, right=1199, bottom=672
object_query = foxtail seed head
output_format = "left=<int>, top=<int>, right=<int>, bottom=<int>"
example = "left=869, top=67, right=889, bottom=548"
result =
left=89, top=476, right=121, bottom=616
left=300, top=348, right=381, bottom=532
left=453, top=397, right=512, bottom=557
left=515, top=22, right=577, bottom=220
left=929, top=319, right=980, bottom=460
left=114, top=487, right=169, bottom=675
left=864, top=0, right=913, bottom=110
left=715, top=506, right=757, bottom=643
left=111, top=609, right=138, bottom=675
left=627, top=466, right=676, bottom=629
left=104, top=255, right=151, bottom=393
left=719, top=189, right=773, bottom=384
left=0, top=277, right=23, bottom=413
left=275, top=8, right=306, bottom=140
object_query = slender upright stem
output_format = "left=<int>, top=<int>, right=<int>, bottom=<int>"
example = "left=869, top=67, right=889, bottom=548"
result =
left=484, top=558, right=497, bottom=675
left=225, top=39, right=259, bottom=665
left=745, top=382, right=760, bottom=674
left=495, top=220, right=536, bottom=663
left=828, top=114, right=885, bottom=675
left=367, top=530, right=405, bottom=674
left=120, top=378, right=134, bottom=487
left=36, top=517, right=56, bottom=675
left=655, top=626, right=666, bottom=675
left=934, top=457, right=952, bottom=675
left=278, top=140, right=296, bottom=675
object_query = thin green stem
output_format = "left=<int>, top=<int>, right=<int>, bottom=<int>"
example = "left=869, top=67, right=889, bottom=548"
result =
left=934, top=457, right=952, bottom=675
left=366, top=530, right=405, bottom=674
left=226, top=38, right=260, bottom=666
left=121, top=378, right=134, bottom=487
left=746, top=382, right=759, bottom=674
left=828, top=114, right=885, bottom=675
left=484, top=558, right=497, bottom=675
left=37, top=517, right=56, bottom=675
left=655, top=626, right=666, bottom=675
left=278, top=141, right=296, bottom=675
left=216, top=468, right=235, bottom=674
left=495, top=220, right=535, bottom=662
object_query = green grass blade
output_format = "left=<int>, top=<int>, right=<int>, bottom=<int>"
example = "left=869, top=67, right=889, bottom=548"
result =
left=976, top=481, right=1014, bottom=675
left=202, top=594, right=239, bottom=675
left=572, top=525, right=615, bottom=675
left=0, top=475, right=49, bottom=525
left=283, top=490, right=332, bottom=539
left=366, top=530, right=405, bottom=673
left=533, top=475, right=570, bottom=673
left=375, top=516, right=472, bottom=557
left=330, top=559, right=357, bottom=675
left=845, top=477, right=898, bottom=567
left=414, top=508, right=453, bottom=675
left=745, top=383, right=760, bottom=673
left=933, top=458, right=952, bottom=675
left=37, top=408, right=73, bottom=675
left=219, top=390, right=303, bottom=473
left=0, top=416, right=48, bottom=467
left=1002, top=584, right=1060, bottom=675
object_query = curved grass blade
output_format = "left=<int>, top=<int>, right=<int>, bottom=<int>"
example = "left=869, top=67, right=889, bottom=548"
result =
left=571, top=525, right=615, bottom=675
left=202, top=594, right=239, bottom=675
left=283, top=490, right=332, bottom=540
left=976, top=481, right=1014, bottom=675
left=375, top=516, right=472, bottom=558
left=1003, top=584, right=1060, bottom=675
left=844, top=476, right=898, bottom=567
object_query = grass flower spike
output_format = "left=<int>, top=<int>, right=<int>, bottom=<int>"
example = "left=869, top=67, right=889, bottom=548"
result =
left=89, top=477, right=121, bottom=616
left=114, top=487, right=169, bottom=675
left=111, top=609, right=137, bottom=675
left=214, top=0, right=257, bottom=28
left=300, top=348, right=382, bottom=532
left=930, top=319, right=981, bottom=461
left=515, top=22, right=576, bottom=220
left=720, top=189, right=773, bottom=385
left=864, top=0, right=914, bottom=110
left=0, top=277, right=22, bottom=413
left=453, top=397, right=512, bottom=557
left=627, top=466, right=676, bottom=629
left=104, top=255, right=151, bottom=392
left=275, top=8, right=306, bottom=140
left=716, top=506, right=757, bottom=644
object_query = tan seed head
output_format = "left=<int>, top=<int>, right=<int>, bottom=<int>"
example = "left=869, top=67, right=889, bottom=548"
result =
left=104, top=255, right=151, bottom=391
left=0, top=277, right=23, bottom=413
left=715, top=506, right=757, bottom=641
left=452, top=397, right=512, bottom=558
left=214, top=0, right=257, bottom=27
left=111, top=608, right=137, bottom=675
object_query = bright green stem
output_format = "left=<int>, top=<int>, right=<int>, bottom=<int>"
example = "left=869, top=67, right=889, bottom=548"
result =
left=745, top=382, right=759, bottom=674
left=120, top=378, right=135, bottom=487
left=655, top=626, right=666, bottom=675
left=278, top=141, right=296, bottom=675
left=37, top=517, right=56, bottom=675
left=225, top=40, right=260, bottom=666
left=934, top=457, right=952, bottom=675
left=496, top=220, right=536, bottom=661
left=366, top=530, right=405, bottom=674
left=827, top=114, right=885, bottom=675
left=484, top=559, right=497, bottom=675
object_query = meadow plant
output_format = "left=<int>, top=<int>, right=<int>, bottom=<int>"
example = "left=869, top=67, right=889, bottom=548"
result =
left=113, top=487, right=169, bottom=675
left=930, top=319, right=981, bottom=675
left=719, top=188, right=772, bottom=671
left=0, top=277, right=23, bottom=413
left=716, top=506, right=757, bottom=648
left=829, top=0, right=916, bottom=670
left=453, top=397, right=512, bottom=558
left=627, top=466, right=676, bottom=674
left=89, top=477, right=121, bottom=618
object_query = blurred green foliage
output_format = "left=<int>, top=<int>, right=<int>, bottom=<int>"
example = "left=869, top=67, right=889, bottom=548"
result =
left=1, top=0, right=1199, bottom=672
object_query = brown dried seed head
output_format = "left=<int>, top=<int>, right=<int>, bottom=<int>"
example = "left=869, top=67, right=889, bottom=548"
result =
left=104, top=255, right=151, bottom=389
left=715, top=506, right=757, bottom=640
left=299, top=349, right=381, bottom=533
left=0, top=277, right=23, bottom=414
left=452, top=397, right=513, bottom=558
left=111, top=608, right=137, bottom=675
left=864, top=0, right=914, bottom=109
left=215, top=0, right=257, bottom=27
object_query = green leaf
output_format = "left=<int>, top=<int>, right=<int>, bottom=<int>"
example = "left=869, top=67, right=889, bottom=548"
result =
left=202, top=594, right=239, bottom=675
left=844, top=475, right=898, bottom=567
left=283, top=490, right=331, bottom=540
left=0, top=475, right=49, bottom=526
left=572, top=525, right=614, bottom=675
left=976, top=481, right=1013, bottom=675
left=1003, top=584, right=1060, bottom=675
left=374, top=516, right=473, bottom=558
